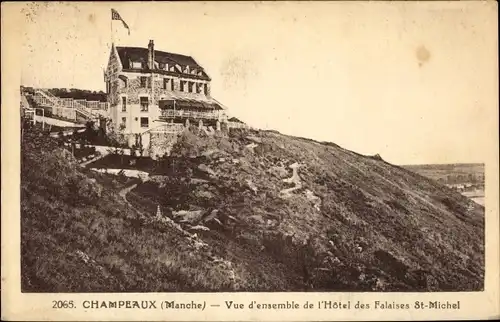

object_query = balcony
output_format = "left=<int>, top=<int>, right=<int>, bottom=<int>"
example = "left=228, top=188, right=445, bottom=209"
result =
left=160, top=109, right=225, bottom=121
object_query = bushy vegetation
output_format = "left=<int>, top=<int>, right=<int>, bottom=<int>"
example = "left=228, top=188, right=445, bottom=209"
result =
left=21, top=124, right=485, bottom=292
left=21, top=127, right=245, bottom=292
left=21, top=86, right=107, bottom=102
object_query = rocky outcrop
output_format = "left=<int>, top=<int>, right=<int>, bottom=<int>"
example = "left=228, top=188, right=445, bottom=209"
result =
left=280, top=162, right=303, bottom=196
left=304, top=189, right=321, bottom=211
left=198, top=164, right=217, bottom=177
left=172, top=209, right=205, bottom=224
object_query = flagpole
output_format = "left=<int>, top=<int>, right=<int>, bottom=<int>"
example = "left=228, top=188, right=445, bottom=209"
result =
left=110, top=12, right=113, bottom=45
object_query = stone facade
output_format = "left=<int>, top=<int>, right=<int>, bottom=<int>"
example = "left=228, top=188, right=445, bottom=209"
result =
left=105, top=45, right=122, bottom=135
left=149, top=132, right=180, bottom=159
left=105, top=40, right=225, bottom=157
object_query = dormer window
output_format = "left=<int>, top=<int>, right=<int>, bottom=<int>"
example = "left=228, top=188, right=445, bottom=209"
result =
left=159, top=62, right=165, bottom=70
left=131, top=61, right=142, bottom=69
left=185, top=66, right=190, bottom=74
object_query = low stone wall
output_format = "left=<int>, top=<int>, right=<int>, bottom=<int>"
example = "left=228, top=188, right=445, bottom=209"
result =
left=227, top=121, right=250, bottom=129
left=149, top=132, right=180, bottom=159
left=110, top=120, right=235, bottom=160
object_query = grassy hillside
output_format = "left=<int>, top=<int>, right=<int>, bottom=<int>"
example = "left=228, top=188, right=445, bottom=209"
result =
left=21, top=126, right=484, bottom=292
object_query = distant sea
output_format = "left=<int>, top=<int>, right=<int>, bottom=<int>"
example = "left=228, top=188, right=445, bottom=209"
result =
left=471, top=197, right=485, bottom=206
left=462, top=190, right=485, bottom=206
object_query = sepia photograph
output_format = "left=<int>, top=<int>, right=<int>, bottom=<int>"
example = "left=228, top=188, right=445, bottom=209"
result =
left=16, top=1, right=492, bottom=293
left=2, top=1, right=499, bottom=320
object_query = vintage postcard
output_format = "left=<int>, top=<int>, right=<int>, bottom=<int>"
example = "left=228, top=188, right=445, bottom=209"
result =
left=2, top=1, right=499, bottom=321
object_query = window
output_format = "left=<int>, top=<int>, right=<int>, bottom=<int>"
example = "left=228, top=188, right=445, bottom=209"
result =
left=140, top=97, right=149, bottom=112
left=196, top=83, right=202, bottom=94
left=140, top=76, right=148, bottom=88
left=121, top=96, right=127, bottom=112
left=140, top=117, right=149, bottom=128
left=163, top=78, right=169, bottom=90
left=204, top=84, right=208, bottom=95
left=188, top=82, right=194, bottom=93
left=131, top=61, right=142, bottom=69
left=121, top=117, right=126, bottom=129
left=180, top=81, right=186, bottom=92
left=159, top=62, right=165, bottom=70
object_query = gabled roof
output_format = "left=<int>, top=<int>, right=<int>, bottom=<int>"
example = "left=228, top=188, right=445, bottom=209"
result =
left=115, top=46, right=210, bottom=80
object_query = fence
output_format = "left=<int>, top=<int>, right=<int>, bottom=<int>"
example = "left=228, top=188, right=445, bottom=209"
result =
left=87, top=101, right=99, bottom=109
left=160, top=109, right=226, bottom=121
left=33, top=94, right=51, bottom=106
left=34, top=92, right=111, bottom=122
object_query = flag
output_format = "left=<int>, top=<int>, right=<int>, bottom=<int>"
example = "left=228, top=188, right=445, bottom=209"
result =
left=111, top=8, right=130, bottom=35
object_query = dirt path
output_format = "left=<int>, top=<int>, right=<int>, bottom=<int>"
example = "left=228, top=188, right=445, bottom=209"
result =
left=80, top=152, right=108, bottom=167
left=37, top=116, right=85, bottom=128
left=119, top=183, right=138, bottom=204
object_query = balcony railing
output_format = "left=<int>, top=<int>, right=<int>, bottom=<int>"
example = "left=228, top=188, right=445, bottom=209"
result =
left=160, top=109, right=225, bottom=121
left=33, top=91, right=108, bottom=120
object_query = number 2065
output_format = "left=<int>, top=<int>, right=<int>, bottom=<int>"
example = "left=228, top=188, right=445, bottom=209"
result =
left=52, top=300, right=75, bottom=309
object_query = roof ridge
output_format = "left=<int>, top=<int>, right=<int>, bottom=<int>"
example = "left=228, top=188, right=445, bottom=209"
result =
left=116, top=45, right=195, bottom=59
left=115, top=45, right=209, bottom=79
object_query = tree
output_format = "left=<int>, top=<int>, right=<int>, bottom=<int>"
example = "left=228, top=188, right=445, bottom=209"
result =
left=135, top=134, right=144, bottom=157
left=57, top=130, right=65, bottom=146
left=130, top=144, right=137, bottom=158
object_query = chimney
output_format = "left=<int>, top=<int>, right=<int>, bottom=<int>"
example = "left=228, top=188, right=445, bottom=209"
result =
left=148, top=40, right=155, bottom=69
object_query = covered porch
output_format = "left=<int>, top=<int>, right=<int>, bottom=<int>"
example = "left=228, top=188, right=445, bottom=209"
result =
left=158, top=98, right=227, bottom=123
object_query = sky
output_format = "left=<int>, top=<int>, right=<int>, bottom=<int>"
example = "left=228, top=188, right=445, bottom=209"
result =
left=17, top=1, right=498, bottom=165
